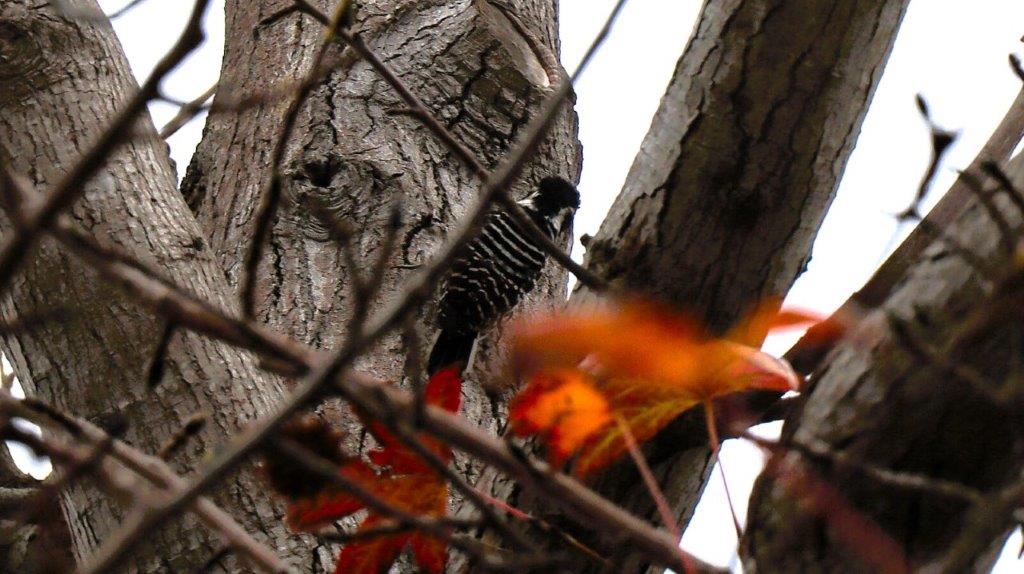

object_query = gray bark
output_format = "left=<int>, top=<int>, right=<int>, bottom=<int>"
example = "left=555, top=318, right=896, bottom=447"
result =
left=181, top=0, right=581, bottom=570
left=568, top=0, right=910, bottom=569
left=741, top=155, right=1024, bottom=571
left=0, top=1, right=297, bottom=570
left=184, top=0, right=579, bottom=373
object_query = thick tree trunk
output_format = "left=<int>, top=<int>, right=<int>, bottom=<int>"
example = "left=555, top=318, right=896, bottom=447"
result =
left=184, top=0, right=579, bottom=369
left=568, top=0, right=909, bottom=569
left=741, top=154, right=1024, bottom=571
left=0, top=1, right=299, bottom=570
left=181, top=0, right=580, bottom=570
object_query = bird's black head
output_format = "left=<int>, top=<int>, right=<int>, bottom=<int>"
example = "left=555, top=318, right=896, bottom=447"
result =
left=528, top=176, right=580, bottom=217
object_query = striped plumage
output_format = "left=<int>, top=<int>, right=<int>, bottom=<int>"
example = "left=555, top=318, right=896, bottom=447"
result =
left=427, top=177, right=580, bottom=375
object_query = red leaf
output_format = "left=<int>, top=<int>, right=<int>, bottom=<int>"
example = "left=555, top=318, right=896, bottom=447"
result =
left=333, top=517, right=409, bottom=574
left=410, top=532, right=447, bottom=574
left=271, top=366, right=462, bottom=573
left=285, top=461, right=377, bottom=531
left=364, top=364, right=463, bottom=473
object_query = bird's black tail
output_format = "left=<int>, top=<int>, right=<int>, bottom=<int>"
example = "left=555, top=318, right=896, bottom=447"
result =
left=427, top=329, right=476, bottom=376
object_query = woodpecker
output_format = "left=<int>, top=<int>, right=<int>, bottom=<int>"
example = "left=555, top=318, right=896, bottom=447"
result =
left=427, top=176, right=580, bottom=375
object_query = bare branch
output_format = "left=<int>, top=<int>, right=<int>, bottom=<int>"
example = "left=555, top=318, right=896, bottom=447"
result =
left=741, top=431, right=985, bottom=506
left=145, top=321, right=177, bottom=390
left=159, top=83, right=217, bottom=139
left=106, top=0, right=154, bottom=20
left=0, top=390, right=291, bottom=574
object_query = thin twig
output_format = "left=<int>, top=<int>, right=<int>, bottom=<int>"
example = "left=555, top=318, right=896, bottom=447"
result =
left=318, top=522, right=415, bottom=543
left=1010, top=54, right=1024, bottom=83
left=160, top=83, right=218, bottom=139
left=145, top=321, right=176, bottom=390
left=372, top=412, right=537, bottom=551
left=981, top=160, right=1024, bottom=217
left=615, top=415, right=695, bottom=574
left=0, top=391, right=291, bottom=574
left=887, top=313, right=1009, bottom=407
left=895, top=213, right=1001, bottom=285
left=106, top=0, right=153, bottom=19
left=919, top=479, right=1024, bottom=574
left=4, top=161, right=719, bottom=572
left=193, top=544, right=232, bottom=574
left=897, top=95, right=957, bottom=221
left=957, top=169, right=1017, bottom=254
left=786, top=85, right=1024, bottom=374
left=346, top=204, right=402, bottom=335
left=50, top=218, right=316, bottom=369
left=568, top=0, right=630, bottom=82
left=157, top=411, right=207, bottom=460
left=741, top=431, right=985, bottom=506
left=0, top=423, right=115, bottom=524
left=268, top=435, right=514, bottom=565
left=703, top=401, right=742, bottom=538
left=4, top=3, right=719, bottom=570
left=763, top=454, right=911, bottom=573
left=317, top=517, right=482, bottom=543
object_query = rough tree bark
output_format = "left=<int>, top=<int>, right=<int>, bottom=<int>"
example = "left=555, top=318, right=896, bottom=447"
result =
left=740, top=156, right=1024, bottom=570
left=180, top=0, right=580, bottom=569
left=183, top=0, right=579, bottom=379
left=0, top=1, right=303, bottom=570
left=567, top=0, right=909, bottom=569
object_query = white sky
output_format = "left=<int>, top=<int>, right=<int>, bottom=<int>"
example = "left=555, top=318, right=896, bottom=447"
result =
left=9, top=0, right=1022, bottom=570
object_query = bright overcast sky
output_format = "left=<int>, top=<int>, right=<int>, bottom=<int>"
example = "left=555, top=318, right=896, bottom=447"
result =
left=14, top=0, right=1020, bottom=570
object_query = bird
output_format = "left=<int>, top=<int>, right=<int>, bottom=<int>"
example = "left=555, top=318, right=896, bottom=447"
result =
left=426, top=176, right=581, bottom=376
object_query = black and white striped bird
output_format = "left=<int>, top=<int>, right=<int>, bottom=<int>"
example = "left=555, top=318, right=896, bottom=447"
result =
left=426, top=176, right=580, bottom=375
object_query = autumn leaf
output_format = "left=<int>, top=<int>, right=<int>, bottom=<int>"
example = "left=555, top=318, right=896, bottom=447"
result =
left=509, top=301, right=815, bottom=475
left=264, top=365, right=463, bottom=574
left=362, top=363, right=462, bottom=474
left=508, top=368, right=612, bottom=467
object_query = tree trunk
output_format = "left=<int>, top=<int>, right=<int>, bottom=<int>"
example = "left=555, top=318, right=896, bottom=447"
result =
left=0, top=1, right=299, bottom=570
left=181, top=0, right=580, bottom=570
left=568, top=0, right=909, bottom=569
left=184, top=0, right=579, bottom=368
left=741, top=154, right=1024, bottom=571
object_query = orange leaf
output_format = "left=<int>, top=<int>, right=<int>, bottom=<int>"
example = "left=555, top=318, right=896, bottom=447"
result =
left=509, top=369, right=612, bottom=466
left=728, top=300, right=821, bottom=347
left=510, top=300, right=807, bottom=475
